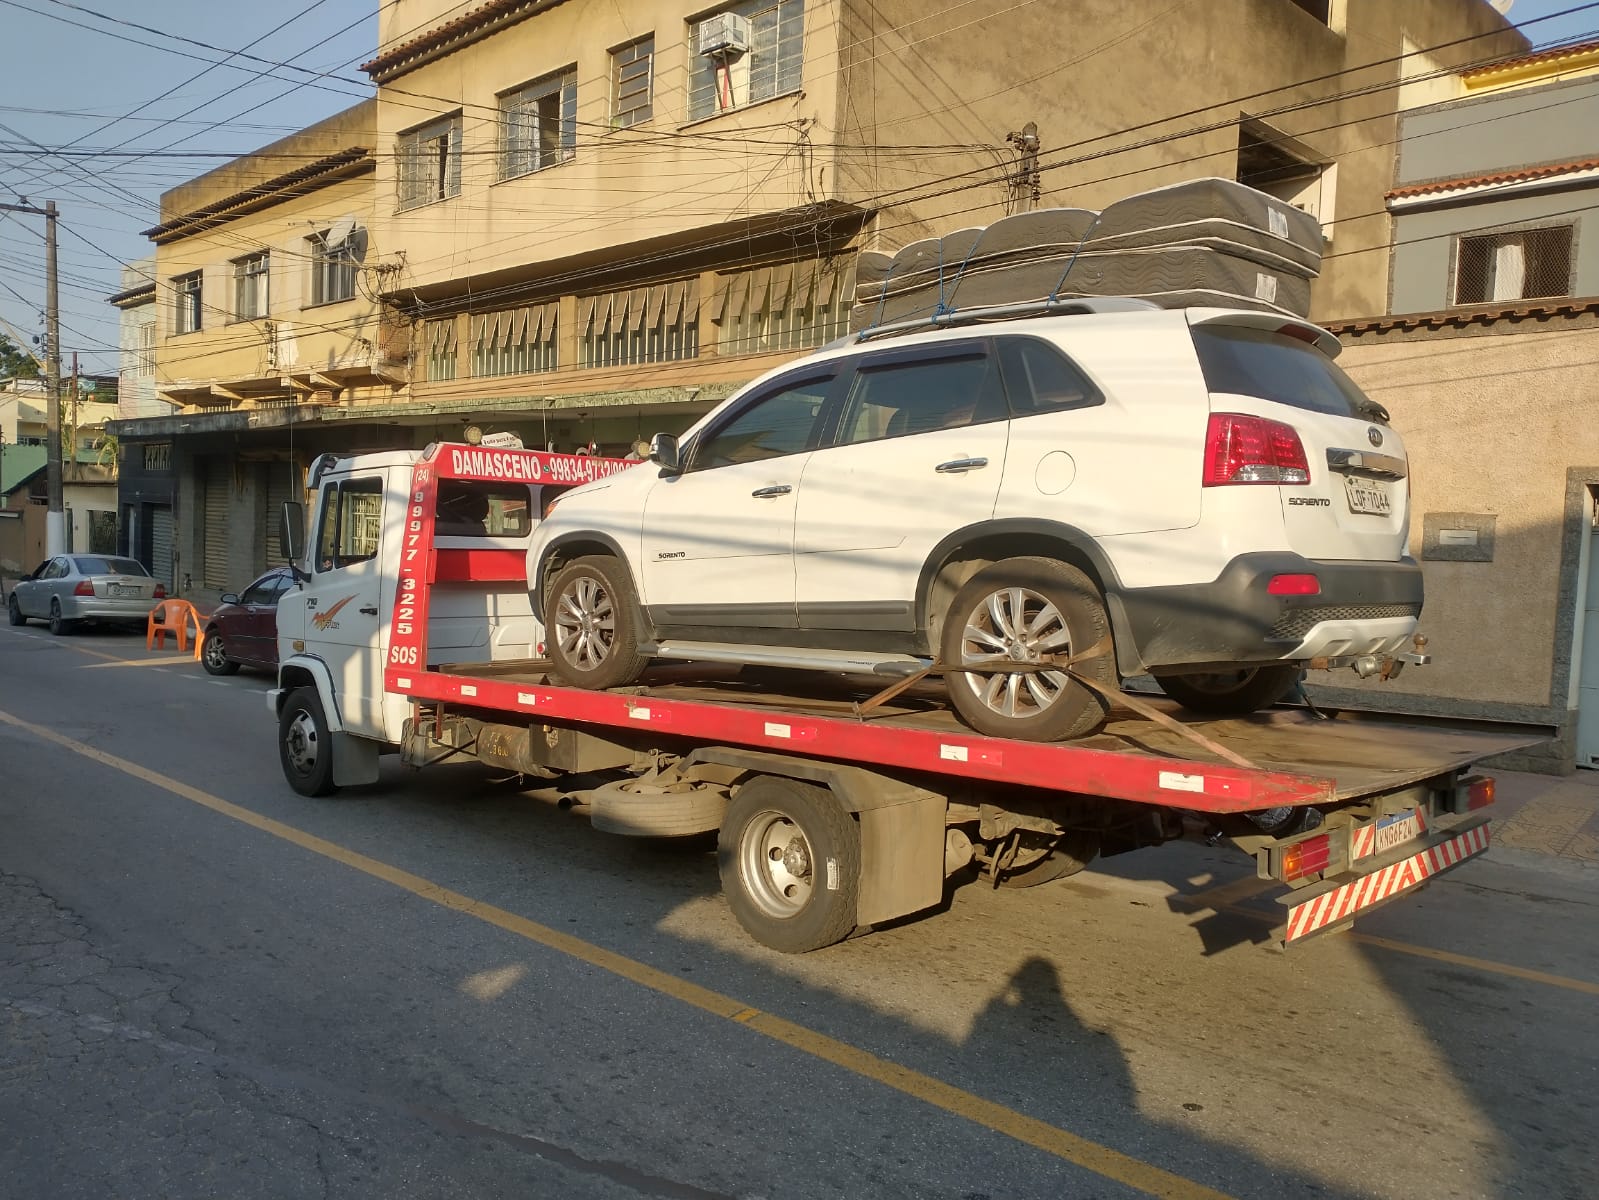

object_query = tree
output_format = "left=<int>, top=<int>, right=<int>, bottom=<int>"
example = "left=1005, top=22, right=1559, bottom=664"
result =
left=0, top=331, right=40, bottom=380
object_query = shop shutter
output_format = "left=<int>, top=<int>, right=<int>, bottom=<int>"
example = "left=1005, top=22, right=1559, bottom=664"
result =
left=150, top=507, right=174, bottom=591
left=202, top=457, right=232, bottom=589
left=260, top=463, right=297, bottom=578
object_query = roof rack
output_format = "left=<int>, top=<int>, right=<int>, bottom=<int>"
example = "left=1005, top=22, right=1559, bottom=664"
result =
left=841, top=295, right=1161, bottom=347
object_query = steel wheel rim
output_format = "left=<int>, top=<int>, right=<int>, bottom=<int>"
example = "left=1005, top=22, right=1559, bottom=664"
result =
left=956, top=585, right=1073, bottom=719
left=738, top=809, right=814, bottom=919
left=204, top=636, right=227, bottom=669
left=284, top=709, right=320, bottom=776
left=553, top=575, right=616, bottom=671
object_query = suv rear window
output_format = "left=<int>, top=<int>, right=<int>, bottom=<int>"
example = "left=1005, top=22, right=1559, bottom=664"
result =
left=1192, top=326, right=1370, bottom=418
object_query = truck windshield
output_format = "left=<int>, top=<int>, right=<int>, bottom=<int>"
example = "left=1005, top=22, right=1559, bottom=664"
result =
left=1192, top=325, right=1371, bottom=419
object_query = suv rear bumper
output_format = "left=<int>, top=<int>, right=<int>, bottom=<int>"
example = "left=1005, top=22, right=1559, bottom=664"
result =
left=1112, top=553, right=1423, bottom=672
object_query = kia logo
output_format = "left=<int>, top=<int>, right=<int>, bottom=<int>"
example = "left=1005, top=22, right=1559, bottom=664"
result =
left=1368, top=426, right=1384, bottom=447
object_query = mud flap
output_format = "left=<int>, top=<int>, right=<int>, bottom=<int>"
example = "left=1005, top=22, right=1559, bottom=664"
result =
left=332, top=732, right=381, bottom=787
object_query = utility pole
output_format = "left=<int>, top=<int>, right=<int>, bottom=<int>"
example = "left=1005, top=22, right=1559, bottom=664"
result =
left=1006, top=122, right=1041, bottom=213
left=0, top=198, right=64, bottom=554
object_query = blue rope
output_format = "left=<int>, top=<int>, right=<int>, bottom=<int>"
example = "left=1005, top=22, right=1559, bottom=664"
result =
left=1047, top=211, right=1103, bottom=303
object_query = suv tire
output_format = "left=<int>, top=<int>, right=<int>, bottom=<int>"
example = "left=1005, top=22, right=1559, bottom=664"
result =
left=1153, top=664, right=1301, bottom=716
left=545, top=555, right=649, bottom=690
left=941, top=556, right=1115, bottom=741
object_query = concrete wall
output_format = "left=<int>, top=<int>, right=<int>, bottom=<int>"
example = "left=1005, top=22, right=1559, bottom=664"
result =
left=1317, top=317, right=1599, bottom=770
left=1390, top=191, right=1597, bottom=314
left=1395, top=76, right=1599, bottom=185
left=832, top=0, right=1524, bottom=322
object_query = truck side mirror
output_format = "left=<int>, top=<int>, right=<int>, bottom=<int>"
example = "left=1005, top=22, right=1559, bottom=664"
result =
left=649, top=432, right=682, bottom=474
left=279, top=501, right=305, bottom=563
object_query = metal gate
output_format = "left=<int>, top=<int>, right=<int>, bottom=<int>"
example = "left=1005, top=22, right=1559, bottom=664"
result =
left=202, top=457, right=232, bottom=590
left=149, top=506, right=174, bottom=591
left=259, top=461, right=298, bottom=578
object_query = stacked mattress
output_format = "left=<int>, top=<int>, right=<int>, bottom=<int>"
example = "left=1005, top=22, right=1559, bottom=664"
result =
left=850, top=177, right=1324, bottom=329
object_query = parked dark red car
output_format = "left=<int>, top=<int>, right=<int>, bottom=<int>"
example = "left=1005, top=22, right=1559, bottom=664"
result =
left=202, top=567, right=294, bottom=675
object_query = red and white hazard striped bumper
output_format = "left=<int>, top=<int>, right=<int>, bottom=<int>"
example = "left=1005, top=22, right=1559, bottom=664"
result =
left=1281, top=818, right=1491, bottom=945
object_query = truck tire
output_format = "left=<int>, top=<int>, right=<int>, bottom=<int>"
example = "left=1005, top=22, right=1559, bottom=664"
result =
left=941, top=557, right=1115, bottom=741
left=544, top=556, right=649, bottom=690
left=719, top=776, right=860, bottom=954
left=589, top=778, right=727, bottom=838
left=279, top=686, right=337, bottom=797
left=1153, top=665, right=1301, bottom=716
left=997, top=830, right=1099, bottom=888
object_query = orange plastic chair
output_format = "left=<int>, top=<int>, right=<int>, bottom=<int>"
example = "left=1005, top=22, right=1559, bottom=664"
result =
left=146, top=599, right=202, bottom=655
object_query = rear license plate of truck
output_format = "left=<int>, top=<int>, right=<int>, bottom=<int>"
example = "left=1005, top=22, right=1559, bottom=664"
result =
left=1375, top=810, right=1421, bottom=853
left=1344, top=476, right=1391, bottom=515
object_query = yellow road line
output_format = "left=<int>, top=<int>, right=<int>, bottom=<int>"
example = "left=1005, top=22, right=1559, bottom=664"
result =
left=83, top=655, right=199, bottom=668
left=0, top=705, right=1230, bottom=1200
left=1349, top=934, right=1599, bottom=996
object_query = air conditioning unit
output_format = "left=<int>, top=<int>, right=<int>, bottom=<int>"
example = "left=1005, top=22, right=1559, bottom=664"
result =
left=696, top=12, right=750, bottom=57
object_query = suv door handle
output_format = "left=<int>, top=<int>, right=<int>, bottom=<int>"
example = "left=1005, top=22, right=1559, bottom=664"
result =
left=751, top=484, right=793, bottom=498
left=936, top=457, right=989, bottom=473
left=359, top=605, right=379, bottom=615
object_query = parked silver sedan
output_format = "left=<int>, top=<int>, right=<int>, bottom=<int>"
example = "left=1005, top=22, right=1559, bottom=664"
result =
left=7, top=554, right=166, bottom=635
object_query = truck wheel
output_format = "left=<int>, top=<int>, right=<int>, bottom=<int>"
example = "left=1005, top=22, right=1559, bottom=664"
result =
left=996, top=830, right=1099, bottom=889
left=719, top=776, right=860, bottom=954
left=545, top=556, right=649, bottom=690
left=941, top=557, right=1115, bottom=741
left=279, top=686, right=337, bottom=797
left=201, top=629, right=239, bottom=676
left=1153, top=665, right=1301, bottom=716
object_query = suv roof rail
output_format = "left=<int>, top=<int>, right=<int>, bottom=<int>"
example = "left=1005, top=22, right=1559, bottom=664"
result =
left=842, top=295, right=1161, bottom=346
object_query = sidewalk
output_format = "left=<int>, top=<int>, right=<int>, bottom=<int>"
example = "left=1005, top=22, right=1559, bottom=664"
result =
left=1484, top=766, right=1599, bottom=864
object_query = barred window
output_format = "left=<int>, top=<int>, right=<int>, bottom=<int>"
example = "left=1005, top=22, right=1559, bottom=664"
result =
left=687, top=0, right=804, bottom=123
left=136, top=321, right=156, bottom=377
left=397, top=113, right=462, bottom=211
left=1454, top=225, right=1573, bottom=306
left=578, top=279, right=700, bottom=369
left=471, top=303, right=559, bottom=377
left=612, top=37, right=654, bottom=128
left=424, top=317, right=458, bottom=382
left=713, top=255, right=854, bottom=356
left=309, top=230, right=358, bottom=305
left=501, top=69, right=577, bottom=180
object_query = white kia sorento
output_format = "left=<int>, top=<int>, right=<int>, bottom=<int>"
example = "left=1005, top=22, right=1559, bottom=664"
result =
left=527, top=301, right=1422, bottom=741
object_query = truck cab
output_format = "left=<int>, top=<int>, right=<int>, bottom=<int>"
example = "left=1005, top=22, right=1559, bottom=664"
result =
left=271, top=444, right=620, bottom=788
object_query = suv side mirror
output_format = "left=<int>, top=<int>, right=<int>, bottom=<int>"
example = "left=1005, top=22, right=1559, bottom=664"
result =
left=649, top=432, right=682, bottom=474
left=279, top=501, right=305, bottom=562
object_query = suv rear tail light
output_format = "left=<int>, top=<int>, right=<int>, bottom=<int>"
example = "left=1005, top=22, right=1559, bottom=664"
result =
left=1267, top=573, right=1321, bottom=596
left=1203, top=413, right=1310, bottom=486
left=73, top=580, right=95, bottom=596
left=153, top=584, right=167, bottom=600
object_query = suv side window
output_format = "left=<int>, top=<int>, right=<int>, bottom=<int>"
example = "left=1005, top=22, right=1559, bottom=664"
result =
left=998, top=338, right=1103, bottom=415
left=692, top=376, right=833, bottom=471
left=836, top=350, right=1004, bottom=446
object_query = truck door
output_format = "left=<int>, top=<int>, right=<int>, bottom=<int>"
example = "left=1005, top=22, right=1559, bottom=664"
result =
left=290, top=473, right=390, bottom=737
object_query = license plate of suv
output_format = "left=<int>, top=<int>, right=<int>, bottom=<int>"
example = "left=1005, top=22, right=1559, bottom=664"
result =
left=1344, top=475, right=1391, bottom=515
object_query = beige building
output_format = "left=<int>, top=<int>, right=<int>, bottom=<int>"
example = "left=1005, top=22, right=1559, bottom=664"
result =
left=1310, top=37, right=1599, bottom=773
left=359, top=0, right=1524, bottom=448
left=110, top=100, right=415, bottom=598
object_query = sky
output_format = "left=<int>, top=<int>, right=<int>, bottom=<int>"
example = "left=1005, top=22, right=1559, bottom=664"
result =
left=0, top=0, right=1595, bottom=378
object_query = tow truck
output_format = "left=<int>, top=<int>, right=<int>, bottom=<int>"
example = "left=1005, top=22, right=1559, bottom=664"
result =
left=269, top=441, right=1532, bottom=953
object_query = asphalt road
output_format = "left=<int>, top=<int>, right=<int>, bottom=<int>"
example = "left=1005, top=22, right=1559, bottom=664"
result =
left=2, top=621, right=1596, bottom=1200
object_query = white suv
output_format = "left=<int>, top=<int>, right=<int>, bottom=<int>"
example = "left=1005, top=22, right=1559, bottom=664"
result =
left=527, top=301, right=1422, bottom=741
